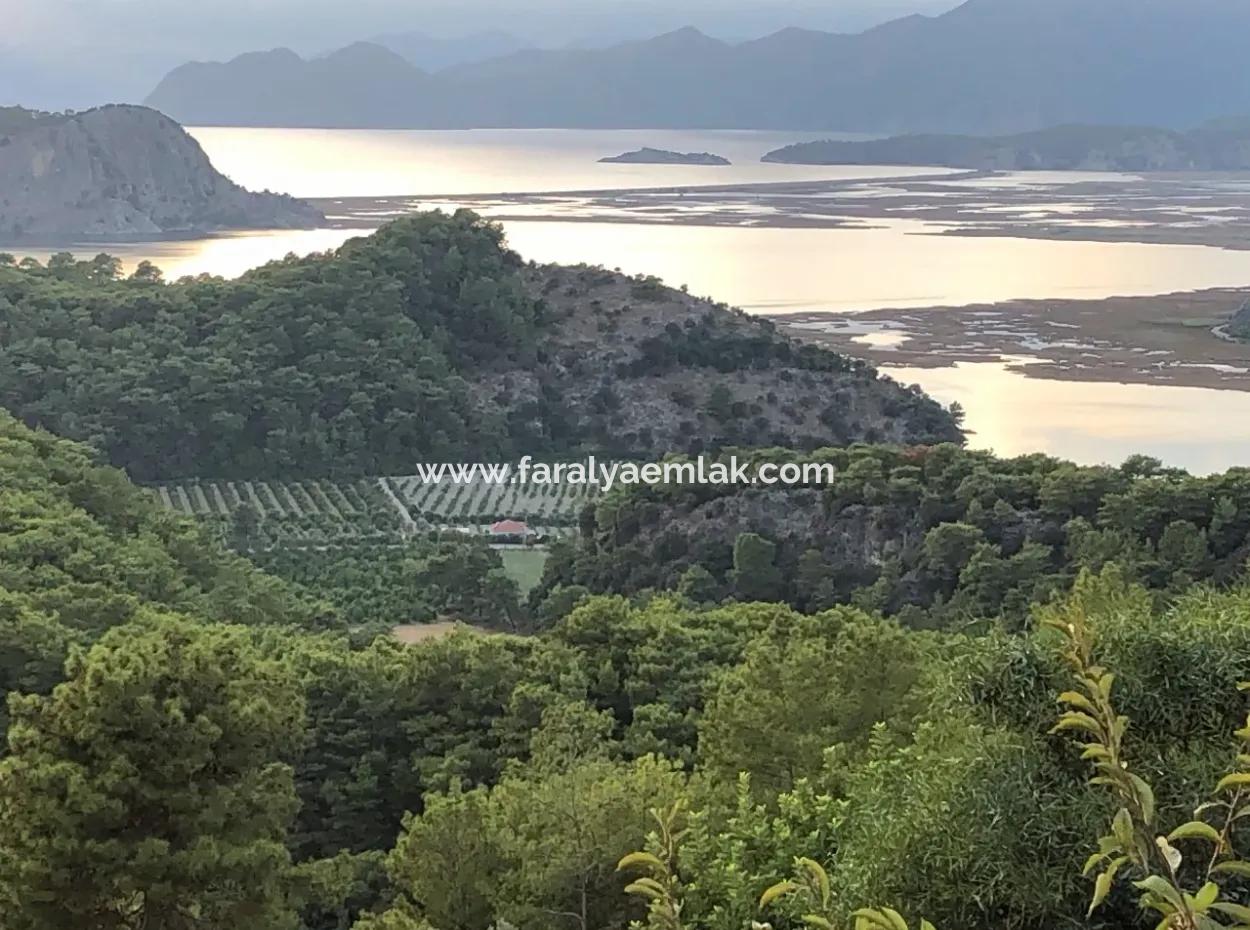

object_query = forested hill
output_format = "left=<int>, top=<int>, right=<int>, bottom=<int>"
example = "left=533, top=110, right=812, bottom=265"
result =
left=535, top=444, right=1250, bottom=628
left=0, top=412, right=322, bottom=727
left=8, top=401, right=1250, bottom=930
left=0, top=104, right=322, bottom=241
left=763, top=122, right=1250, bottom=171
left=0, top=212, right=959, bottom=481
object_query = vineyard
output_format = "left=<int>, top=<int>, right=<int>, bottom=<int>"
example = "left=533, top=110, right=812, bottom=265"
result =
left=150, top=472, right=605, bottom=547
left=387, top=472, right=601, bottom=533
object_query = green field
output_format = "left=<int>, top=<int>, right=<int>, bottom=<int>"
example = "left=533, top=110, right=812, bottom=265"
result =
left=499, top=548, right=549, bottom=596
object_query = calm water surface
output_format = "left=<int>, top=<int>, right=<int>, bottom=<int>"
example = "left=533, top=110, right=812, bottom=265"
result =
left=7, top=128, right=1250, bottom=473
left=887, top=360, right=1250, bottom=475
left=189, top=127, right=903, bottom=197
left=22, top=220, right=1250, bottom=315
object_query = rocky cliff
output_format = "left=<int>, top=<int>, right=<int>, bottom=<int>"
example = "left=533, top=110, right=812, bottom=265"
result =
left=0, top=105, right=322, bottom=241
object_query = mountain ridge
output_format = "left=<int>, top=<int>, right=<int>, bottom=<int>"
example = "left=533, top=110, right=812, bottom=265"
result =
left=145, top=0, right=1250, bottom=133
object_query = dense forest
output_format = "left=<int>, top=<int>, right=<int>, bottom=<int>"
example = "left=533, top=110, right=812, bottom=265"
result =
left=4, top=414, right=1250, bottom=930
left=0, top=212, right=957, bottom=481
left=535, top=444, right=1250, bottom=629
left=2, top=207, right=1249, bottom=930
left=251, top=540, right=523, bottom=632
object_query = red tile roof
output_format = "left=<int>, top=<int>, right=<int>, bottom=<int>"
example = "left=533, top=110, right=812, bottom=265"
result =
left=490, top=519, right=529, bottom=535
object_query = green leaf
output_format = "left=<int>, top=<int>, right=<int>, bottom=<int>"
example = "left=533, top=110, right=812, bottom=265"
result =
left=1089, top=871, right=1113, bottom=916
left=617, top=852, right=666, bottom=873
left=1089, top=856, right=1128, bottom=915
left=1214, top=861, right=1250, bottom=878
left=878, top=908, right=910, bottom=930
left=1211, top=902, right=1250, bottom=923
left=1082, top=851, right=1109, bottom=876
left=623, top=882, right=663, bottom=901
left=629, top=877, right=667, bottom=895
left=1217, top=773, right=1250, bottom=793
left=1051, top=712, right=1103, bottom=736
left=759, top=882, right=798, bottom=910
left=1130, top=773, right=1156, bottom=824
left=1112, top=808, right=1134, bottom=847
left=851, top=909, right=902, bottom=930
left=1133, top=875, right=1185, bottom=910
left=1194, top=881, right=1220, bottom=911
left=1098, top=673, right=1116, bottom=700
left=797, top=857, right=831, bottom=905
left=1168, top=821, right=1224, bottom=846
left=1058, top=690, right=1097, bottom=713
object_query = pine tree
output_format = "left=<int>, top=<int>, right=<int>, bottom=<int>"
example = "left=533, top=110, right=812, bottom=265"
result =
left=0, top=614, right=305, bottom=930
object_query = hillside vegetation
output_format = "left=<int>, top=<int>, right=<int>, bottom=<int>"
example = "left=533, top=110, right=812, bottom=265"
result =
left=764, top=121, right=1250, bottom=170
left=0, top=211, right=958, bottom=481
left=536, top=444, right=1250, bottom=628
left=3, top=414, right=1250, bottom=930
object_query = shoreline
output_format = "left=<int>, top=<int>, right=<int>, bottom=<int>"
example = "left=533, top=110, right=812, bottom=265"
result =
left=774, top=287, right=1250, bottom=393
left=309, top=168, right=1250, bottom=253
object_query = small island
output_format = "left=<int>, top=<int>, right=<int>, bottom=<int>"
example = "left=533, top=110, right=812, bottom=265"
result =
left=599, top=147, right=730, bottom=166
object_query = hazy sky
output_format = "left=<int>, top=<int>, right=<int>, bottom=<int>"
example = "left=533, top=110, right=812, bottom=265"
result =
left=0, top=0, right=958, bottom=109
left=3, top=0, right=959, bottom=54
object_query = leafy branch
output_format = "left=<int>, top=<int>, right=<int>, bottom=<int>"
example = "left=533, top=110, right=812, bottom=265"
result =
left=618, top=801, right=688, bottom=930
left=1046, top=600, right=1250, bottom=929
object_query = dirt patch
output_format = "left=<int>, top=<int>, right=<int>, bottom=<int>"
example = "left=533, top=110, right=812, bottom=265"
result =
left=391, top=621, right=490, bottom=644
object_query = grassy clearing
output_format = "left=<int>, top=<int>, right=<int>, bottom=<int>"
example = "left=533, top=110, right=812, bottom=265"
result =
left=499, top=548, right=549, bottom=596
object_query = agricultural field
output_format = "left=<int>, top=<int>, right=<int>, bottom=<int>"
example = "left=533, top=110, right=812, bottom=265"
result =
left=386, top=472, right=602, bottom=535
left=150, top=470, right=606, bottom=547
left=150, top=477, right=404, bottom=548
left=498, top=549, right=550, bottom=596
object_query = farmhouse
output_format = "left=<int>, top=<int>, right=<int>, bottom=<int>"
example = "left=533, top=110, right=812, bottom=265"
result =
left=489, top=519, right=530, bottom=540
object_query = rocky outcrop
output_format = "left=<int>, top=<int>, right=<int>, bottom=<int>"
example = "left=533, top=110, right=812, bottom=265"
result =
left=0, top=105, right=322, bottom=241
left=476, top=262, right=964, bottom=460
left=599, top=148, right=730, bottom=165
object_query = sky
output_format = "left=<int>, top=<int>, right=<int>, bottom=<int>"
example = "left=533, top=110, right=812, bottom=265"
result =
left=1, top=0, right=958, bottom=110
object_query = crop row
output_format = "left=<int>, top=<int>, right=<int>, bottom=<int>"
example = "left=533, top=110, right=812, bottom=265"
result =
left=153, top=478, right=385, bottom=520
left=149, top=474, right=601, bottom=539
left=389, top=474, right=600, bottom=526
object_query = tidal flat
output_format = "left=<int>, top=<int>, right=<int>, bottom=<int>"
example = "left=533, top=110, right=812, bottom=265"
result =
left=776, top=288, right=1250, bottom=392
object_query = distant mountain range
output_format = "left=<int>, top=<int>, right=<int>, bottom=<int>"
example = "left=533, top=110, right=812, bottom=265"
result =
left=146, top=0, right=1250, bottom=134
left=764, top=122, right=1250, bottom=171
left=366, top=30, right=533, bottom=71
